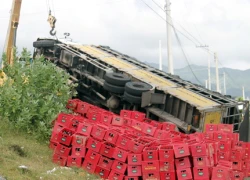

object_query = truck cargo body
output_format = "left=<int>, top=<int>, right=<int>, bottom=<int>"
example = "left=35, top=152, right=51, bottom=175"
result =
left=33, top=38, right=246, bottom=134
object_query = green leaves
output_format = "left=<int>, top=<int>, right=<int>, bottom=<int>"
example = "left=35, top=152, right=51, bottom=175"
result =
left=0, top=49, right=77, bottom=142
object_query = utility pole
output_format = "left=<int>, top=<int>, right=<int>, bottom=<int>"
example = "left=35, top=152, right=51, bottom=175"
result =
left=223, top=72, right=226, bottom=95
left=205, top=80, right=208, bottom=89
left=214, top=52, right=220, bottom=93
left=243, top=86, right=245, bottom=100
left=159, top=40, right=162, bottom=71
left=196, top=45, right=211, bottom=90
left=165, top=0, right=173, bottom=74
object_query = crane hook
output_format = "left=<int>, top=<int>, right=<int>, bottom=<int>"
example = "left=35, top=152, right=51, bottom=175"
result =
left=50, top=27, right=56, bottom=36
left=47, top=10, right=57, bottom=36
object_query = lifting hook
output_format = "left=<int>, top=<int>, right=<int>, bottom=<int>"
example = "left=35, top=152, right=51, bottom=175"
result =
left=47, top=10, right=57, bottom=36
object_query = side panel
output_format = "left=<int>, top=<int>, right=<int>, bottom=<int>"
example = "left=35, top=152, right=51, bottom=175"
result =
left=203, top=111, right=222, bottom=131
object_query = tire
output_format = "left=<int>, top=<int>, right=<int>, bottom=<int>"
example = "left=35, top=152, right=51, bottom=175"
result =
left=124, top=92, right=142, bottom=104
left=103, top=82, right=125, bottom=94
left=33, top=40, right=55, bottom=48
left=104, top=73, right=130, bottom=86
left=125, top=82, right=152, bottom=96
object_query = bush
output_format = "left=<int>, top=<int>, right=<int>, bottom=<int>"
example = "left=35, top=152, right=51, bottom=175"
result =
left=0, top=48, right=77, bottom=142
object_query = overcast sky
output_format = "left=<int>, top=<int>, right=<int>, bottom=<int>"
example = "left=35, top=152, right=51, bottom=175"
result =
left=0, top=0, right=250, bottom=71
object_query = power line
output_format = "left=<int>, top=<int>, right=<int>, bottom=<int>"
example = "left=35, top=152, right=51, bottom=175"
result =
left=139, top=0, right=201, bottom=46
left=140, top=0, right=202, bottom=84
left=172, top=23, right=202, bottom=85
left=149, top=0, right=207, bottom=50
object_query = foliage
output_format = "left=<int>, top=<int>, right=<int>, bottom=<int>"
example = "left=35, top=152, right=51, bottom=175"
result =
left=0, top=48, right=77, bottom=142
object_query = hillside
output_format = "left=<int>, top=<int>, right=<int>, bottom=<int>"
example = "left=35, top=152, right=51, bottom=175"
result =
left=146, top=62, right=250, bottom=98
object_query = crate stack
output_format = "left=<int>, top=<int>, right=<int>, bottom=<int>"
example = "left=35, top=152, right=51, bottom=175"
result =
left=49, top=99, right=250, bottom=180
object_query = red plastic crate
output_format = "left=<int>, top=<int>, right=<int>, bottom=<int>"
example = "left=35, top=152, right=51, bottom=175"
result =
left=66, top=99, right=81, bottom=110
left=127, top=165, right=142, bottom=176
left=76, top=122, right=93, bottom=136
left=75, top=101, right=92, bottom=115
left=175, top=157, right=191, bottom=170
left=112, top=115, right=124, bottom=126
left=58, top=128, right=74, bottom=145
left=116, top=135, right=132, bottom=151
left=111, top=160, right=127, bottom=174
left=52, top=153, right=67, bottom=166
left=217, top=151, right=230, bottom=161
left=173, top=144, right=190, bottom=158
left=149, top=120, right=163, bottom=130
left=124, top=176, right=139, bottom=180
left=67, top=156, right=82, bottom=167
left=176, top=168, right=193, bottom=180
left=130, top=111, right=146, bottom=121
left=212, top=167, right=230, bottom=180
left=193, top=167, right=210, bottom=180
left=159, top=145, right=174, bottom=162
left=86, top=137, right=103, bottom=153
left=160, top=171, right=176, bottom=180
left=123, top=117, right=133, bottom=126
left=68, top=116, right=85, bottom=131
left=218, top=124, right=233, bottom=133
left=203, top=132, right=214, bottom=140
left=129, top=140, right=147, bottom=153
left=85, top=150, right=101, bottom=164
left=71, top=146, right=86, bottom=157
left=154, top=130, right=169, bottom=140
left=49, top=141, right=58, bottom=150
left=128, top=154, right=143, bottom=165
left=56, top=113, right=73, bottom=127
left=190, top=144, right=208, bottom=157
left=99, top=142, right=115, bottom=158
left=232, top=161, right=243, bottom=171
left=213, top=132, right=228, bottom=141
left=218, top=141, right=231, bottom=152
left=120, top=110, right=132, bottom=118
left=71, top=134, right=88, bottom=146
left=100, top=112, right=113, bottom=125
left=88, top=111, right=102, bottom=122
left=50, top=123, right=64, bottom=142
left=108, top=170, right=125, bottom=180
left=193, top=156, right=210, bottom=168
left=159, top=161, right=175, bottom=171
left=91, top=125, right=107, bottom=140
left=143, top=147, right=159, bottom=161
left=205, top=124, right=218, bottom=132
left=142, top=124, right=157, bottom=136
left=98, top=156, right=114, bottom=170
left=230, top=171, right=244, bottom=180
left=217, top=160, right=233, bottom=169
left=54, top=143, right=71, bottom=157
left=162, top=122, right=176, bottom=131
left=131, top=120, right=145, bottom=132
left=82, top=160, right=98, bottom=173
left=103, top=129, right=119, bottom=145
left=141, top=161, right=160, bottom=172
left=143, top=171, right=160, bottom=180
left=231, top=149, right=243, bottom=161
left=94, top=166, right=110, bottom=179
left=113, top=147, right=128, bottom=163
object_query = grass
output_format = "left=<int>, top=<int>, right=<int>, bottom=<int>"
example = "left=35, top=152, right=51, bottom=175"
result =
left=0, top=119, right=99, bottom=180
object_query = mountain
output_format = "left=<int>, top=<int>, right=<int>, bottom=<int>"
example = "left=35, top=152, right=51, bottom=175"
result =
left=145, top=62, right=250, bottom=98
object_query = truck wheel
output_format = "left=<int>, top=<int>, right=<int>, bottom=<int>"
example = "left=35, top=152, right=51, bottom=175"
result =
left=33, top=40, right=55, bottom=48
left=124, top=92, right=141, bottom=104
left=125, top=82, right=152, bottom=96
left=103, top=82, right=125, bottom=94
left=104, top=73, right=130, bottom=86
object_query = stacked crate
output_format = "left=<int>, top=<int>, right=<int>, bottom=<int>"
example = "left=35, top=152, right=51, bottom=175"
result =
left=49, top=99, right=250, bottom=180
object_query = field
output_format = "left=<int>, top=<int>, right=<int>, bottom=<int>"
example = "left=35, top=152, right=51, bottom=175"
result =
left=0, top=120, right=98, bottom=180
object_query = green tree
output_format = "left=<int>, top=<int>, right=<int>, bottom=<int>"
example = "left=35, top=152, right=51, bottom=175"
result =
left=0, top=49, right=77, bottom=141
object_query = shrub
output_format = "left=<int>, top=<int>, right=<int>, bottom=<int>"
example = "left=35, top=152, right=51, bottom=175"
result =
left=0, top=48, right=77, bottom=142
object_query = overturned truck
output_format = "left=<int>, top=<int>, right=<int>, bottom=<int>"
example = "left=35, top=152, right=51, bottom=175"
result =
left=33, top=38, right=249, bottom=140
